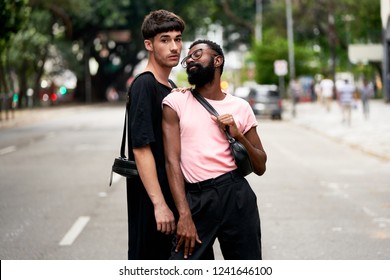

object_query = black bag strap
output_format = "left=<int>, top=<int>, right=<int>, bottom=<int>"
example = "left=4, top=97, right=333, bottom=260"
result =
left=190, top=89, right=236, bottom=143
left=119, top=103, right=129, bottom=159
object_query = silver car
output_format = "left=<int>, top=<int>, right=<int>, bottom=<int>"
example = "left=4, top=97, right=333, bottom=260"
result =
left=235, top=84, right=283, bottom=120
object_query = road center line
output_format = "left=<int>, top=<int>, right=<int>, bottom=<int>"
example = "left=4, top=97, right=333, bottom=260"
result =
left=0, top=145, right=16, bottom=156
left=59, top=216, right=90, bottom=246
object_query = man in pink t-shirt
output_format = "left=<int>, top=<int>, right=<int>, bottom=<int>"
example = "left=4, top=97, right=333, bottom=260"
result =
left=162, top=40, right=267, bottom=260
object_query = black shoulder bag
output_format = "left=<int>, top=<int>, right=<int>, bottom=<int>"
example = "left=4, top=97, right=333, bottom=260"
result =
left=191, top=89, right=253, bottom=176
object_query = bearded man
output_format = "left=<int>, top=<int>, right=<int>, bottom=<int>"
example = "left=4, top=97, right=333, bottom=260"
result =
left=162, top=39, right=267, bottom=260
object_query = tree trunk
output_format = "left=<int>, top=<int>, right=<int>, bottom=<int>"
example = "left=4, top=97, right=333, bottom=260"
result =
left=32, top=46, right=48, bottom=107
left=18, top=60, right=28, bottom=109
left=0, top=60, right=11, bottom=121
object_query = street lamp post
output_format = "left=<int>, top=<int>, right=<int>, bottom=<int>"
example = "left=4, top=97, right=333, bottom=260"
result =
left=286, top=0, right=295, bottom=80
left=255, top=0, right=263, bottom=43
left=342, top=14, right=355, bottom=71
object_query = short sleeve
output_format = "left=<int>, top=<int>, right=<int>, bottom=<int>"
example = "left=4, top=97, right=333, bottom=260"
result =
left=129, top=73, right=157, bottom=148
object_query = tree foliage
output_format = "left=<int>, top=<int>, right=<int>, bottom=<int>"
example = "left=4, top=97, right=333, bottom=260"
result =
left=0, top=0, right=30, bottom=95
left=1, top=0, right=383, bottom=107
left=251, top=0, right=382, bottom=84
left=252, top=29, right=319, bottom=85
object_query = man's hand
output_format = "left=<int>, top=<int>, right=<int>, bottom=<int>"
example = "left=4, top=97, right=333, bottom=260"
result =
left=154, top=203, right=176, bottom=235
left=171, top=87, right=190, bottom=94
left=211, top=114, right=240, bottom=138
left=175, top=213, right=202, bottom=259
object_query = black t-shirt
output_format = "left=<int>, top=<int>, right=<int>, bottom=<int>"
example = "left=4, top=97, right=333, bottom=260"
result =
left=127, top=71, right=175, bottom=198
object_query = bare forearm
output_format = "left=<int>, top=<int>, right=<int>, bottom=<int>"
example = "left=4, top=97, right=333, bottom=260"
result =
left=134, top=147, right=166, bottom=206
left=236, top=130, right=267, bottom=176
left=165, top=161, right=191, bottom=217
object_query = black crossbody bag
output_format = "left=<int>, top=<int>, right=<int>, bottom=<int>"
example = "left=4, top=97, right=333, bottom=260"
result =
left=191, top=89, right=253, bottom=176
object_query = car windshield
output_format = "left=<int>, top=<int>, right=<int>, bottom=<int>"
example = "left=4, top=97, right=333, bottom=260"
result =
left=253, top=87, right=279, bottom=100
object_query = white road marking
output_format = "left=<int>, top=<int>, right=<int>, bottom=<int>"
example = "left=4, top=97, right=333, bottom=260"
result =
left=59, top=216, right=90, bottom=246
left=0, top=146, right=16, bottom=156
left=98, top=192, right=108, bottom=197
left=362, top=207, right=376, bottom=217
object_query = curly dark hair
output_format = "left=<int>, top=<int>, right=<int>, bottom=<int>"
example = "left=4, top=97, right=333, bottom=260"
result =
left=189, top=39, right=225, bottom=74
left=141, top=10, right=185, bottom=39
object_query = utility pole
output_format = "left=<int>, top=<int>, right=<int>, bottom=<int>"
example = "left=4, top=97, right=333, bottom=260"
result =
left=327, top=1, right=337, bottom=86
left=286, top=0, right=295, bottom=80
left=255, top=0, right=262, bottom=43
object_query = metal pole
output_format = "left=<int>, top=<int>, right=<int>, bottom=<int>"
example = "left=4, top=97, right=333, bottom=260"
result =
left=84, top=42, right=92, bottom=103
left=384, top=29, right=390, bottom=102
left=286, top=0, right=295, bottom=80
left=255, top=0, right=262, bottom=43
left=279, top=75, right=285, bottom=99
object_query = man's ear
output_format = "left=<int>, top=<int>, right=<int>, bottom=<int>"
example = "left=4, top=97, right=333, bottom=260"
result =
left=144, top=40, right=153, bottom=51
left=215, top=55, right=223, bottom=68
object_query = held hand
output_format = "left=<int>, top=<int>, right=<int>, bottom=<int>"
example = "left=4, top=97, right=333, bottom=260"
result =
left=175, top=214, right=202, bottom=259
left=211, top=114, right=240, bottom=138
left=171, top=87, right=190, bottom=94
left=154, top=203, right=176, bottom=235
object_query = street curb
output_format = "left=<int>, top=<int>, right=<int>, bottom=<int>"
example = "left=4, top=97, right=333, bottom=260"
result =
left=0, top=103, right=124, bottom=130
left=289, top=120, right=390, bottom=162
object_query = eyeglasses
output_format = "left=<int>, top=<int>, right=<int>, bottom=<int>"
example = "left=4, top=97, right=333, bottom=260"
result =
left=181, top=48, right=218, bottom=68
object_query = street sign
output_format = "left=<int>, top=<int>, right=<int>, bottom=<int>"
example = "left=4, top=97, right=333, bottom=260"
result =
left=274, top=60, right=288, bottom=76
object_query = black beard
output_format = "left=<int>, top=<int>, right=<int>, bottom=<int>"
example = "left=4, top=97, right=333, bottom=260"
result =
left=187, top=59, right=215, bottom=87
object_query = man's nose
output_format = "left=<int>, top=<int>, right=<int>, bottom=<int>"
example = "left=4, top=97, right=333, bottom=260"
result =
left=171, top=41, right=179, bottom=51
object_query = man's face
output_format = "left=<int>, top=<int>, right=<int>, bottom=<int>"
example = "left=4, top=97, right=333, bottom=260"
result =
left=149, top=30, right=182, bottom=68
left=185, top=45, right=216, bottom=87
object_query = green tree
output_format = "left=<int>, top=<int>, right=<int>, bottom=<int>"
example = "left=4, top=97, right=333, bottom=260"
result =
left=283, top=0, right=381, bottom=78
left=2, top=0, right=90, bottom=108
left=252, top=29, right=319, bottom=84
left=0, top=0, right=29, bottom=98
left=8, top=10, right=52, bottom=107
left=2, top=0, right=382, bottom=106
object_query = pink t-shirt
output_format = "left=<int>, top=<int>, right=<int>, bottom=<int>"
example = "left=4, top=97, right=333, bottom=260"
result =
left=163, top=90, right=257, bottom=183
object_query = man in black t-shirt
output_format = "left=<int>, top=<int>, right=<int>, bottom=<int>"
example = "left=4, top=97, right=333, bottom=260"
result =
left=125, top=10, right=185, bottom=260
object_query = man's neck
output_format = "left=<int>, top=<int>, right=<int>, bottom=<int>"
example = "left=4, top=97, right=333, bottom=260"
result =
left=195, top=80, right=225, bottom=100
left=145, top=63, right=172, bottom=87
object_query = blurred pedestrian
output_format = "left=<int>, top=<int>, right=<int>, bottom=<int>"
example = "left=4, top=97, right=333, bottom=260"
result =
left=162, top=40, right=267, bottom=260
left=125, top=9, right=185, bottom=260
left=289, top=78, right=302, bottom=117
left=358, top=78, right=374, bottom=120
left=337, top=79, right=356, bottom=126
left=319, top=77, right=334, bottom=112
left=309, top=80, right=317, bottom=102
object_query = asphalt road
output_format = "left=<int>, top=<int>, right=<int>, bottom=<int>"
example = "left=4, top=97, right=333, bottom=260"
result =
left=0, top=103, right=389, bottom=260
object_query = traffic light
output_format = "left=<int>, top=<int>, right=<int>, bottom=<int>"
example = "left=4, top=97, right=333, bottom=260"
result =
left=50, top=93, right=58, bottom=102
left=59, top=86, right=67, bottom=95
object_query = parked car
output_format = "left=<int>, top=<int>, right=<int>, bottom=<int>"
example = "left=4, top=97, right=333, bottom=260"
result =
left=235, top=84, right=283, bottom=120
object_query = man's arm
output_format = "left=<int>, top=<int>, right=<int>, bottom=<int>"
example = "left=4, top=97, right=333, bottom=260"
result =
left=211, top=114, right=267, bottom=176
left=133, top=145, right=175, bottom=234
left=237, top=127, right=267, bottom=176
left=162, top=104, right=201, bottom=259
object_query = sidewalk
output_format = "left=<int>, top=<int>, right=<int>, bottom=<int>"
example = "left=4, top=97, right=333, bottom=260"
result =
left=0, top=103, right=99, bottom=130
left=284, top=99, right=390, bottom=161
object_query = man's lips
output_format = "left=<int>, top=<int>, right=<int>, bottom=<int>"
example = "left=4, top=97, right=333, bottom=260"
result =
left=168, top=55, right=180, bottom=60
left=187, top=63, right=199, bottom=71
